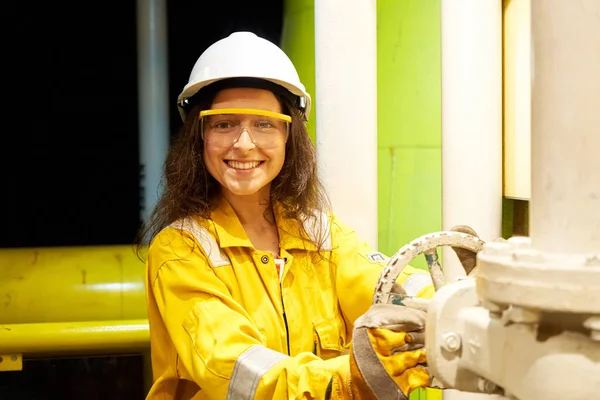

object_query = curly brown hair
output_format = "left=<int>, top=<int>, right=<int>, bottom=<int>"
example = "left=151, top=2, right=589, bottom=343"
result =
left=135, top=79, right=331, bottom=256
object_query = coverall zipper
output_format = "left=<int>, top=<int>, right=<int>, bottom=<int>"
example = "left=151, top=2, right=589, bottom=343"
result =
left=275, top=256, right=291, bottom=356
left=280, top=283, right=291, bottom=356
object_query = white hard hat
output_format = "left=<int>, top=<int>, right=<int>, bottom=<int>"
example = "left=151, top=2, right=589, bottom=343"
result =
left=178, top=31, right=311, bottom=121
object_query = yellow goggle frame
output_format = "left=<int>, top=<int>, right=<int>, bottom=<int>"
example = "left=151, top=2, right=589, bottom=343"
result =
left=199, top=108, right=292, bottom=123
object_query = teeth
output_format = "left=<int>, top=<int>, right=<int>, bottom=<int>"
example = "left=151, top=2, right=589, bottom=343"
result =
left=227, top=161, right=261, bottom=170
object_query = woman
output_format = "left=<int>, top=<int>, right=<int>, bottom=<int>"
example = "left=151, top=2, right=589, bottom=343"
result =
left=138, top=32, right=434, bottom=400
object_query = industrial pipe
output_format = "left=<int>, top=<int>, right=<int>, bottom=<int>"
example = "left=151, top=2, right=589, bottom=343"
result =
left=0, top=320, right=149, bottom=357
left=440, top=0, right=503, bottom=280
left=137, top=0, right=170, bottom=224
left=314, top=0, right=378, bottom=249
left=0, top=246, right=146, bottom=324
left=529, top=0, right=600, bottom=254
left=503, top=0, right=531, bottom=201
left=427, top=2, right=600, bottom=399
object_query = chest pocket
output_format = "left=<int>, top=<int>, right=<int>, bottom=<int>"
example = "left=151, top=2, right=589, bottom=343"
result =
left=313, top=314, right=345, bottom=360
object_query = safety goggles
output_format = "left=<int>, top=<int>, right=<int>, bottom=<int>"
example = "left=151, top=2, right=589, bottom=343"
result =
left=199, top=108, right=291, bottom=149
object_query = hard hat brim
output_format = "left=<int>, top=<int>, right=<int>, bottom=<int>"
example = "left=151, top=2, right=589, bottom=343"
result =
left=178, top=76, right=311, bottom=122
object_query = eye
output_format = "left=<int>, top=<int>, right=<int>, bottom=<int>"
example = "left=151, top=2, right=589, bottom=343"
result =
left=210, top=119, right=236, bottom=130
left=255, top=120, right=275, bottom=129
left=215, top=121, right=233, bottom=129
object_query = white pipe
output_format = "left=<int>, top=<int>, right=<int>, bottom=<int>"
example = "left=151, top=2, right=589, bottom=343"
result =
left=137, top=0, right=170, bottom=223
left=530, top=0, right=600, bottom=255
left=441, top=0, right=503, bottom=280
left=503, top=0, right=532, bottom=201
left=314, top=0, right=378, bottom=249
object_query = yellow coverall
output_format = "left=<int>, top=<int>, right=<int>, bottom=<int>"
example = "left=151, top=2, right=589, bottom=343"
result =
left=145, top=198, right=434, bottom=399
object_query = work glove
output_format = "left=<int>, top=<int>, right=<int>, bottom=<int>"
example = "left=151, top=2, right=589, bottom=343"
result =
left=449, top=225, right=481, bottom=276
left=326, top=300, right=431, bottom=400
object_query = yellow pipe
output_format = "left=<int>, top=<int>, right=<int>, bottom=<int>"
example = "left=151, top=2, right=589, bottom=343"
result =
left=0, top=320, right=149, bottom=356
left=0, top=245, right=147, bottom=324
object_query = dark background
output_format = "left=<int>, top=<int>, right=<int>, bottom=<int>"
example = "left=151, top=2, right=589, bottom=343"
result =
left=3, top=0, right=283, bottom=249
left=1, top=1, right=283, bottom=398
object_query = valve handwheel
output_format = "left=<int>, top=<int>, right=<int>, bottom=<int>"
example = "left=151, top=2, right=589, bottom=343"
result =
left=372, top=228, right=485, bottom=305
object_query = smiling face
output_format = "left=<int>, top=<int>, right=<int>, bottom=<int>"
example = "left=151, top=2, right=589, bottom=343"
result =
left=203, top=87, right=287, bottom=201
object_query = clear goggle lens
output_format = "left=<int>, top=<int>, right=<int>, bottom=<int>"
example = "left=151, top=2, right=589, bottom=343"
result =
left=200, top=108, right=291, bottom=149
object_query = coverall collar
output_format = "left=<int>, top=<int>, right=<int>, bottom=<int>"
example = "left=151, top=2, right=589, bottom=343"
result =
left=210, top=196, right=319, bottom=251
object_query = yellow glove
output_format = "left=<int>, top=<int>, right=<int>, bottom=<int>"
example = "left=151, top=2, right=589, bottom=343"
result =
left=326, top=302, right=431, bottom=399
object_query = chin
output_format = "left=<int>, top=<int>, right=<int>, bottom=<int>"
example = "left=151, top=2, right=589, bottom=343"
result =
left=230, top=189, right=261, bottom=197
left=226, top=184, right=267, bottom=197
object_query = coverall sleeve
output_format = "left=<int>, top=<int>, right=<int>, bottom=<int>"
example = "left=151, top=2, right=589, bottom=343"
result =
left=148, top=228, right=348, bottom=400
left=329, top=216, right=435, bottom=335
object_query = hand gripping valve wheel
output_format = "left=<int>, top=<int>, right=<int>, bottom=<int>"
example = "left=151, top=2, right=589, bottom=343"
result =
left=371, top=227, right=600, bottom=400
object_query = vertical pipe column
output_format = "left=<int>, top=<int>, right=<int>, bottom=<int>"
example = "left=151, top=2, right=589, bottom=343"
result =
left=137, top=0, right=170, bottom=224
left=314, top=0, right=378, bottom=249
left=441, top=0, right=503, bottom=279
left=530, top=0, right=600, bottom=254
left=503, top=0, right=532, bottom=201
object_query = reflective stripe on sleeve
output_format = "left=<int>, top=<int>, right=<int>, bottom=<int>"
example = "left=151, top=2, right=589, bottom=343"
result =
left=227, top=345, right=289, bottom=400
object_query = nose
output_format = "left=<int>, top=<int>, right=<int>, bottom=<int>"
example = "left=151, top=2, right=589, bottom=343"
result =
left=233, top=128, right=255, bottom=150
